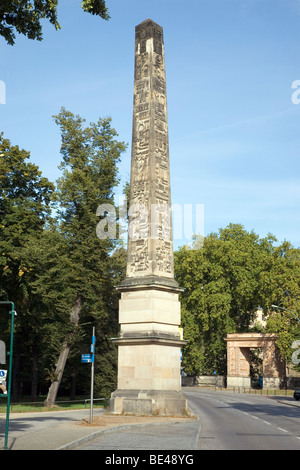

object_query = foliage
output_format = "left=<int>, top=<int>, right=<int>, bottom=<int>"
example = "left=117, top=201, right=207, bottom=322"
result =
left=0, top=133, right=55, bottom=310
left=175, top=224, right=300, bottom=376
left=0, top=0, right=110, bottom=45
left=0, top=109, right=127, bottom=400
left=0, top=134, right=55, bottom=398
left=40, top=108, right=127, bottom=397
left=259, top=242, right=300, bottom=366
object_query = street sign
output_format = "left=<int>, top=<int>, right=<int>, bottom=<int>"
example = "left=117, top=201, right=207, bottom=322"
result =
left=81, top=354, right=93, bottom=363
left=0, top=370, right=7, bottom=394
left=0, top=341, right=6, bottom=364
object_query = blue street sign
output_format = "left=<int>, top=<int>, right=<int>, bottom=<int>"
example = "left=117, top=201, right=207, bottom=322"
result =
left=81, top=354, right=93, bottom=363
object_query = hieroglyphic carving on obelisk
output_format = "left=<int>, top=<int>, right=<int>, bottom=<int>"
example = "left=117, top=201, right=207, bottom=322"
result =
left=110, top=19, right=187, bottom=416
left=126, top=19, right=174, bottom=281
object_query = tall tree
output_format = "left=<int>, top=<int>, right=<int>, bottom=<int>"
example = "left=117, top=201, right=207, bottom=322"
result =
left=0, top=0, right=110, bottom=45
left=0, top=133, right=55, bottom=399
left=43, top=108, right=126, bottom=405
left=260, top=241, right=300, bottom=365
left=175, top=224, right=300, bottom=376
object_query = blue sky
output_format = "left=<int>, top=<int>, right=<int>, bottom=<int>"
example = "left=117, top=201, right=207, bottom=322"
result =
left=1, top=0, right=300, bottom=249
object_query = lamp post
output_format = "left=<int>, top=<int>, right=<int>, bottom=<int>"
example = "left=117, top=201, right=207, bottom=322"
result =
left=271, top=305, right=300, bottom=324
left=0, top=301, right=16, bottom=450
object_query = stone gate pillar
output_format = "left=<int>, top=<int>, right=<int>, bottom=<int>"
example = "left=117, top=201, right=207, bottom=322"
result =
left=225, top=333, right=286, bottom=389
left=262, top=339, right=286, bottom=388
left=226, top=342, right=251, bottom=388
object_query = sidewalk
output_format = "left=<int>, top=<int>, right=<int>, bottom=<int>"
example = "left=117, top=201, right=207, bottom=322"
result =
left=0, top=408, right=196, bottom=451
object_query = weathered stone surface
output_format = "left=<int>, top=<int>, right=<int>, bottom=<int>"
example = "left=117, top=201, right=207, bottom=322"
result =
left=225, top=333, right=286, bottom=388
left=110, top=389, right=188, bottom=416
left=110, top=19, right=187, bottom=415
left=126, top=18, right=174, bottom=282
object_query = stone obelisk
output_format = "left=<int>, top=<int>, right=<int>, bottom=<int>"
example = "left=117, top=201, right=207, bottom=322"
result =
left=110, top=19, right=187, bottom=415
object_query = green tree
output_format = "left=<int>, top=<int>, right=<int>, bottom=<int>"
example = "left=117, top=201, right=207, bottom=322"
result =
left=42, top=108, right=127, bottom=405
left=174, top=224, right=298, bottom=376
left=260, top=242, right=300, bottom=366
left=0, top=133, right=55, bottom=399
left=175, top=235, right=234, bottom=375
left=0, top=122, right=127, bottom=401
left=0, top=0, right=110, bottom=45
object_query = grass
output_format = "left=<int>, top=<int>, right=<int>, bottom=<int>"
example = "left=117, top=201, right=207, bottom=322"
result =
left=0, top=396, right=109, bottom=413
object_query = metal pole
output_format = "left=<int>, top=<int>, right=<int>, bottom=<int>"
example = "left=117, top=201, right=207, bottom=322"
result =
left=0, top=301, right=16, bottom=450
left=271, top=305, right=300, bottom=324
left=90, top=327, right=95, bottom=424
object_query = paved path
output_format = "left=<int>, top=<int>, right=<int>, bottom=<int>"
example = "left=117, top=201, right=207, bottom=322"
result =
left=0, top=407, right=199, bottom=451
left=72, top=419, right=201, bottom=450
left=0, top=408, right=107, bottom=450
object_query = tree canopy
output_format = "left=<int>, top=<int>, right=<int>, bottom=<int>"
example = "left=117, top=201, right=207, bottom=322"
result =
left=0, top=132, right=54, bottom=301
left=175, top=224, right=300, bottom=376
left=0, top=109, right=127, bottom=401
left=0, top=0, right=110, bottom=45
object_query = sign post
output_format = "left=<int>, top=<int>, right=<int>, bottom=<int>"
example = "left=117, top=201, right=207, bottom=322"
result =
left=0, top=301, right=16, bottom=450
left=81, top=327, right=95, bottom=423
left=90, top=327, right=95, bottom=424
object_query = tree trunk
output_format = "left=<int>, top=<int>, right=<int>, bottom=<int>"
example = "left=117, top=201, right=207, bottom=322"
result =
left=12, top=350, right=20, bottom=402
left=70, top=368, right=76, bottom=400
left=44, top=294, right=82, bottom=407
left=44, top=344, right=70, bottom=407
left=31, top=351, right=38, bottom=401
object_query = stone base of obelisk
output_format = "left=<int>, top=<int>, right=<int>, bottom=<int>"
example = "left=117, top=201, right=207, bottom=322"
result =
left=110, top=279, right=188, bottom=416
left=110, top=388, right=188, bottom=416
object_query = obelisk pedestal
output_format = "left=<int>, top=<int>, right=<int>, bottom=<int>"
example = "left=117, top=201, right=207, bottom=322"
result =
left=110, top=19, right=187, bottom=415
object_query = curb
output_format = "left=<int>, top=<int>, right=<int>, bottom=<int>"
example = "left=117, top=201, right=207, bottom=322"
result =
left=276, top=399, right=300, bottom=408
left=56, top=416, right=201, bottom=451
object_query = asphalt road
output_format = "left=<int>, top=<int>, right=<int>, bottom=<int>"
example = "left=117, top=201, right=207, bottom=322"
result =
left=186, top=389, right=300, bottom=450
left=75, top=389, right=300, bottom=451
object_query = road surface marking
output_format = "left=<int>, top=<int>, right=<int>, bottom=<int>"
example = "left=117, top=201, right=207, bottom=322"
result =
left=277, top=427, right=288, bottom=433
